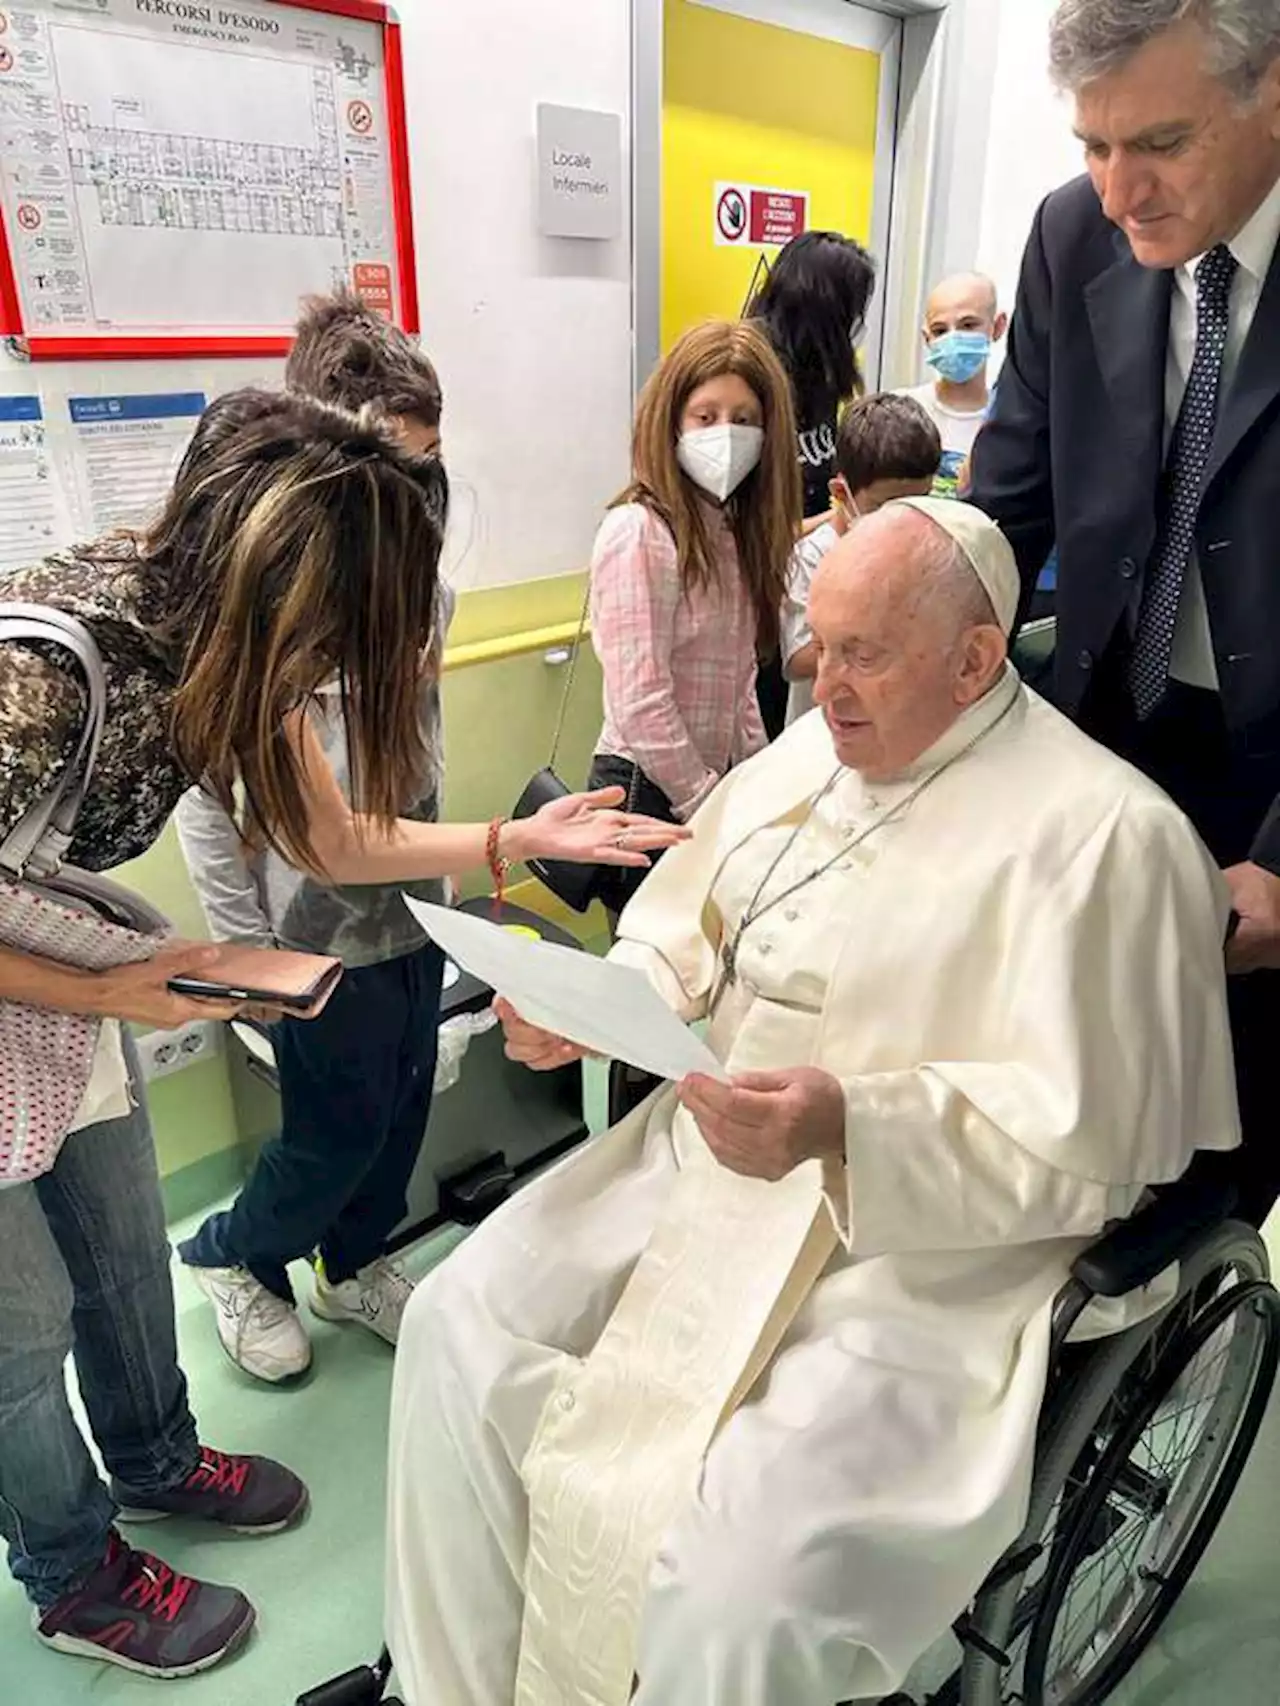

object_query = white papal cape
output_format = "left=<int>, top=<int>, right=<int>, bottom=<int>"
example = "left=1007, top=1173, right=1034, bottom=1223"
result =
left=386, top=672, right=1239, bottom=1706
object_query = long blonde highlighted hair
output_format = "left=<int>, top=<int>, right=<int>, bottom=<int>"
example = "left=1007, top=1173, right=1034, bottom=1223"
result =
left=617, top=320, right=801, bottom=654
left=132, top=388, right=448, bottom=875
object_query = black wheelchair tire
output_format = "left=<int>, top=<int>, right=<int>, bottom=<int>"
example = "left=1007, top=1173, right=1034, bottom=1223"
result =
left=960, top=1223, right=1279, bottom=1706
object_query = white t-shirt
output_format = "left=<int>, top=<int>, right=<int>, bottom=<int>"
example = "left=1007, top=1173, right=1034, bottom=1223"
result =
left=780, top=520, right=841, bottom=725
left=898, top=383, right=989, bottom=498
left=72, top=1021, right=131, bottom=1133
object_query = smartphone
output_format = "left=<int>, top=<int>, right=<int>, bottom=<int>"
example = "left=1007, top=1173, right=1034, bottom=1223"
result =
left=167, top=947, right=343, bottom=1016
left=167, top=972, right=340, bottom=1014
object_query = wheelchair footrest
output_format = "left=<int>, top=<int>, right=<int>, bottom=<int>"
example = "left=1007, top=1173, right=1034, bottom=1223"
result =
left=437, top=1153, right=516, bottom=1224
left=295, top=1663, right=387, bottom=1706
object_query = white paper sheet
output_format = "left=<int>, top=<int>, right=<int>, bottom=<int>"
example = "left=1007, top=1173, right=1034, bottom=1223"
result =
left=404, top=900, right=728, bottom=1085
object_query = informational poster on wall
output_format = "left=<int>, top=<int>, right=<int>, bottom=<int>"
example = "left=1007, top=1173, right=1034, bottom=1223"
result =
left=0, top=0, right=414, bottom=355
left=67, top=391, right=205, bottom=534
left=0, top=394, right=67, bottom=569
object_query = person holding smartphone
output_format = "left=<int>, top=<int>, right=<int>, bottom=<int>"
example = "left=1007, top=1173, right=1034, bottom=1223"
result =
left=0, top=384, right=681, bottom=1682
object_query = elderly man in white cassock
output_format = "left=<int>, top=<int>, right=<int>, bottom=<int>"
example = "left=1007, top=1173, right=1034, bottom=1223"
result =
left=385, top=498, right=1239, bottom=1706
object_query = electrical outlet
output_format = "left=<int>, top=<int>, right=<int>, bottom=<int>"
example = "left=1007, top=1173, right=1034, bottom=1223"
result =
left=136, top=1019, right=224, bottom=1082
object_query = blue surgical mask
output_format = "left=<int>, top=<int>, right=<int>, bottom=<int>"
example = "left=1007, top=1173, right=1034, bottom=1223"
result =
left=926, top=330, right=991, bottom=385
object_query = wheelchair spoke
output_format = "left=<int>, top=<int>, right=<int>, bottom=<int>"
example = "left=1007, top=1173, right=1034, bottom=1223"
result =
left=977, top=1253, right=1280, bottom=1706
left=1040, top=1325, right=1236, bottom=1692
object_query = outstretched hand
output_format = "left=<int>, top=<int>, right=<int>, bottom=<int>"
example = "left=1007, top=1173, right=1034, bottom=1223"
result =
left=524, top=787, right=689, bottom=869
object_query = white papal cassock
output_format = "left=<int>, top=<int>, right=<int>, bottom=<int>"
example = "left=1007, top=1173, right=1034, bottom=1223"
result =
left=386, top=668, right=1239, bottom=1706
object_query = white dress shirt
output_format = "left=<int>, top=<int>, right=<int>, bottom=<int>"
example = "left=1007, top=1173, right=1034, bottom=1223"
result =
left=1165, top=172, right=1280, bottom=688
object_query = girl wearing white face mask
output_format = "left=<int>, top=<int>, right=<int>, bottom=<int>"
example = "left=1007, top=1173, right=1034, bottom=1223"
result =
left=588, top=320, right=800, bottom=918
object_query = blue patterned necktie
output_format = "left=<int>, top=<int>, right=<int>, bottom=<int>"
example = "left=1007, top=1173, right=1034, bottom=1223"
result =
left=1128, top=242, right=1238, bottom=719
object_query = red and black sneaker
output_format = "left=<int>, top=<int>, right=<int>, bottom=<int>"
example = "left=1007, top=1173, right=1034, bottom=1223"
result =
left=112, top=1444, right=309, bottom=1534
left=35, top=1529, right=254, bottom=1678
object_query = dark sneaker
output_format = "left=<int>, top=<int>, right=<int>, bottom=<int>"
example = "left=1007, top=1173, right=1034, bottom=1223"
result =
left=112, top=1444, right=309, bottom=1535
left=35, top=1529, right=254, bottom=1678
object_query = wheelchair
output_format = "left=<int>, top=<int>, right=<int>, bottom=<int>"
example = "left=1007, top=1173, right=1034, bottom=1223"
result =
left=297, top=1060, right=1279, bottom=1706
left=901, top=1167, right=1278, bottom=1706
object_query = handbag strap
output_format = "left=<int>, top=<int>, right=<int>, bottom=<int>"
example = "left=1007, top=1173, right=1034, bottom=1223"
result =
left=0, top=602, right=107, bottom=881
left=548, top=584, right=643, bottom=814
left=546, top=581, right=593, bottom=773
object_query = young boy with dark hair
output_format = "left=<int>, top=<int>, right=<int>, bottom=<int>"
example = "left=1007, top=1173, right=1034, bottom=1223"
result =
left=781, top=392, right=942, bottom=722
left=284, top=287, right=444, bottom=455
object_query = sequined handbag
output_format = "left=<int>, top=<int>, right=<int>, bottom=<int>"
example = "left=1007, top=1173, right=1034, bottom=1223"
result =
left=0, top=604, right=169, bottom=1183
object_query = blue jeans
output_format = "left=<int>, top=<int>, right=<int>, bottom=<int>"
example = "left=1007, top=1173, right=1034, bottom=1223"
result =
left=0, top=1041, right=200, bottom=1608
left=181, top=944, right=444, bottom=1303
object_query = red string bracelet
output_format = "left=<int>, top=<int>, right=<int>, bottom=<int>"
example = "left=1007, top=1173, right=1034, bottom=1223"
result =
left=486, top=817, right=510, bottom=921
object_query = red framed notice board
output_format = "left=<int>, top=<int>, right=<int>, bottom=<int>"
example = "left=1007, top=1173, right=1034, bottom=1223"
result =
left=0, top=0, right=417, bottom=359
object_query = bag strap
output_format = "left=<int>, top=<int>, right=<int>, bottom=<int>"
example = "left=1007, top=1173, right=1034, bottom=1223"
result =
left=546, top=580, right=593, bottom=773
left=740, top=251, right=770, bottom=317
left=547, top=583, right=642, bottom=814
left=0, top=602, right=107, bottom=881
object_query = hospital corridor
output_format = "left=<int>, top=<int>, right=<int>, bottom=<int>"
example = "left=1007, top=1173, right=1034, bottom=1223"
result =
left=2, top=3, right=1280, bottom=1705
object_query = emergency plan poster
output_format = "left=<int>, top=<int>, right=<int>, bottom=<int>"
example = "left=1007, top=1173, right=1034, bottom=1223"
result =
left=0, top=0, right=403, bottom=342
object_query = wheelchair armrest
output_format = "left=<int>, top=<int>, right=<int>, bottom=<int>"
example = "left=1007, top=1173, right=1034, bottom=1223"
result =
left=1069, top=1167, right=1238, bottom=1300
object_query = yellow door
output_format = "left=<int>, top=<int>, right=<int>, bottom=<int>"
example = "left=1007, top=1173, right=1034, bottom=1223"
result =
left=661, top=0, right=886, bottom=351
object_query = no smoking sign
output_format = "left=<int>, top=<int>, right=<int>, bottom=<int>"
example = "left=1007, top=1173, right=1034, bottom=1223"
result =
left=347, top=99, right=374, bottom=136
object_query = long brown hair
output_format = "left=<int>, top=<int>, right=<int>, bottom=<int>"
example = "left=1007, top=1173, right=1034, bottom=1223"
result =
left=136, top=388, right=448, bottom=874
left=618, top=320, right=800, bottom=654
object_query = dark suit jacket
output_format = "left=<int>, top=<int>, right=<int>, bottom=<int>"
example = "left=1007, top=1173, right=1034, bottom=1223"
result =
left=968, top=174, right=1280, bottom=870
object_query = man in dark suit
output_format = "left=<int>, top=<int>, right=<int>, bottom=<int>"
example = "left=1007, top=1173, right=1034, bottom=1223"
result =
left=969, top=0, right=1280, bottom=1229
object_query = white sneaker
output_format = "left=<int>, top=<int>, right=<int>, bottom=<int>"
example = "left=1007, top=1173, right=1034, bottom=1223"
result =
left=310, top=1257, right=415, bottom=1345
left=187, top=1264, right=313, bottom=1384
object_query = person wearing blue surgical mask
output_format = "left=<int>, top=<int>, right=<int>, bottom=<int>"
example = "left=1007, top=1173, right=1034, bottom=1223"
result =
left=898, top=273, right=1007, bottom=500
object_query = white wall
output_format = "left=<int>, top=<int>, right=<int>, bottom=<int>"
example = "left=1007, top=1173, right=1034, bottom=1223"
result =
left=893, top=0, right=1086, bottom=386
left=973, top=0, right=1085, bottom=324
left=400, top=0, right=633, bottom=594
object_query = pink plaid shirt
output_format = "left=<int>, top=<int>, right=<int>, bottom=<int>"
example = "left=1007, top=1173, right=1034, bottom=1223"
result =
left=591, top=502, right=766, bottom=821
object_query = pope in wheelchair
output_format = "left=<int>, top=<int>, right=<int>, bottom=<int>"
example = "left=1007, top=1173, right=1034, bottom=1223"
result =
left=384, top=500, right=1251, bottom=1706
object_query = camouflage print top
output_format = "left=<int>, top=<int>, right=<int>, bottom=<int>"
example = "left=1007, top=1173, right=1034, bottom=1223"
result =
left=0, top=544, right=449, bottom=970
left=0, top=542, right=188, bottom=873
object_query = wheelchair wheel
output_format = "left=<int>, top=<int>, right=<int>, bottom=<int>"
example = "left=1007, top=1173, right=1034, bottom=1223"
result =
left=961, top=1223, right=1280, bottom=1706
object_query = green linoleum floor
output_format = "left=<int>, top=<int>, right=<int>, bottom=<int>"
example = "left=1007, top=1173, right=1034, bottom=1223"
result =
left=3, top=1187, right=1277, bottom=1706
